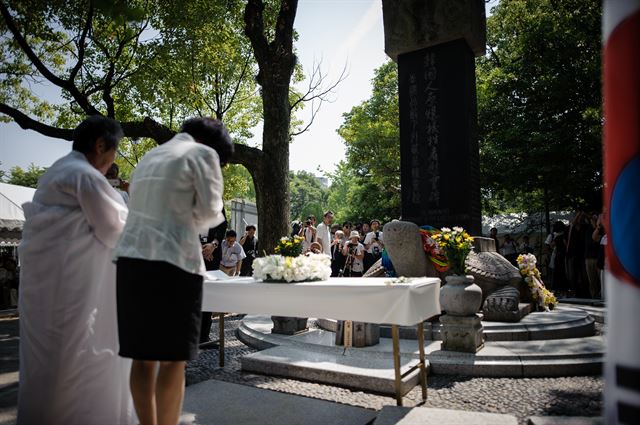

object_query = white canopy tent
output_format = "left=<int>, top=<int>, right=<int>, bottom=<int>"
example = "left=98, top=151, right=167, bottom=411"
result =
left=0, top=182, right=36, bottom=246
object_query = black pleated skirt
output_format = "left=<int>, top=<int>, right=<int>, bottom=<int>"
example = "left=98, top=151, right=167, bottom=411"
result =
left=116, top=257, right=203, bottom=361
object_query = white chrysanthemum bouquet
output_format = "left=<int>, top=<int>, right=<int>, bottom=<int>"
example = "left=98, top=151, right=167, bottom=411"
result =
left=253, top=253, right=332, bottom=283
left=252, top=236, right=331, bottom=282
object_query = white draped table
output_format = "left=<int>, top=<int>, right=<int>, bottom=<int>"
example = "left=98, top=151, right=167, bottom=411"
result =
left=202, top=276, right=441, bottom=405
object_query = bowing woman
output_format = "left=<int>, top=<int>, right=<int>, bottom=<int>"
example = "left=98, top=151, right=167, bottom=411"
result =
left=18, top=116, right=134, bottom=424
left=114, top=117, right=233, bottom=425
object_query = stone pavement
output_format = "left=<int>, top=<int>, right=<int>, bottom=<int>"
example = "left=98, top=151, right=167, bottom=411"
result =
left=0, top=314, right=603, bottom=425
left=180, top=380, right=377, bottom=425
left=188, top=315, right=603, bottom=425
left=0, top=316, right=19, bottom=425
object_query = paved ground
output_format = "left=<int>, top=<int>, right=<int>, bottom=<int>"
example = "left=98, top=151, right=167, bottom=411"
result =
left=0, top=317, right=19, bottom=425
left=188, top=315, right=603, bottom=425
left=0, top=315, right=603, bottom=425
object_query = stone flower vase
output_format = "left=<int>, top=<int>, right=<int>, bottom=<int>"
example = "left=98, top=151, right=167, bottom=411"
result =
left=439, top=274, right=485, bottom=353
left=440, top=275, right=483, bottom=316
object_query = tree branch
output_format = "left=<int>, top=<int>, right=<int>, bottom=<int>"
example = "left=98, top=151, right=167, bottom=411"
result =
left=0, top=0, right=100, bottom=115
left=290, top=60, right=347, bottom=110
left=221, top=56, right=251, bottom=116
left=68, top=1, right=94, bottom=82
left=244, top=0, right=270, bottom=72
left=273, top=0, right=298, bottom=55
left=230, top=143, right=264, bottom=171
left=0, top=102, right=73, bottom=140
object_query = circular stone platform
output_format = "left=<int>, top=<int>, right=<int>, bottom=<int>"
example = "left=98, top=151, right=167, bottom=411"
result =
left=236, top=305, right=604, bottom=380
left=316, top=305, right=596, bottom=341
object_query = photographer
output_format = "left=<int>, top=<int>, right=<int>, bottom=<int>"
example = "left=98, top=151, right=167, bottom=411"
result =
left=363, top=219, right=384, bottom=272
left=341, top=231, right=365, bottom=277
left=298, top=215, right=316, bottom=252
left=105, top=162, right=129, bottom=204
left=331, top=230, right=346, bottom=277
left=240, top=224, right=258, bottom=276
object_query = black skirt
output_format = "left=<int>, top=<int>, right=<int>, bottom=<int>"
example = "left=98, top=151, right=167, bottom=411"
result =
left=116, top=257, right=203, bottom=361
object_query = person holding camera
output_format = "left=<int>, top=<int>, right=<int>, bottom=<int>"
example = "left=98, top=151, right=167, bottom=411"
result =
left=330, top=230, right=346, bottom=276
left=298, top=215, right=316, bottom=252
left=240, top=224, right=258, bottom=276
left=363, top=219, right=384, bottom=272
left=341, top=231, right=365, bottom=277
left=105, top=162, right=130, bottom=204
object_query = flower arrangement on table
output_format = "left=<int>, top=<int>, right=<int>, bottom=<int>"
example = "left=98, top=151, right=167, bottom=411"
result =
left=252, top=236, right=331, bottom=283
left=517, top=254, right=557, bottom=310
left=432, top=227, right=474, bottom=275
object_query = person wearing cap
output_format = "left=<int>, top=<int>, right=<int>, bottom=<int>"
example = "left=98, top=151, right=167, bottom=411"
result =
left=341, top=231, right=366, bottom=277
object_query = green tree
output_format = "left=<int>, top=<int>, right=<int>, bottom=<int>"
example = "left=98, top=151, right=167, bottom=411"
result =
left=289, top=170, right=328, bottom=222
left=330, top=60, right=401, bottom=223
left=1, top=0, right=335, bottom=253
left=3, top=164, right=47, bottom=188
left=477, top=0, right=602, bottom=229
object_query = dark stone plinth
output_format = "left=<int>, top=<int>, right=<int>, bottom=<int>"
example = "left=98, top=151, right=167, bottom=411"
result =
left=271, top=316, right=308, bottom=335
left=397, top=39, right=482, bottom=234
left=335, top=321, right=380, bottom=347
left=484, top=303, right=533, bottom=323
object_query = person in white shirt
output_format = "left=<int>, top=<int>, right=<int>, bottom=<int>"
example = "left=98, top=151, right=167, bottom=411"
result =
left=219, top=230, right=247, bottom=276
left=114, top=117, right=232, bottom=425
left=316, top=210, right=334, bottom=256
left=342, top=231, right=366, bottom=277
left=18, top=116, right=134, bottom=425
left=363, top=219, right=384, bottom=271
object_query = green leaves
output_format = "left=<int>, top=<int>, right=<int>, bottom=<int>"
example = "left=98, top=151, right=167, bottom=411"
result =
left=2, top=163, right=47, bottom=188
left=477, top=0, right=602, bottom=215
left=328, top=60, right=400, bottom=223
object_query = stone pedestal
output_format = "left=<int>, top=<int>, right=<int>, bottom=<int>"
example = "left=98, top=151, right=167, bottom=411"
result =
left=439, top=313, right=484, bottom=353
left=439, top=275, right=484, bottom=353
left=271, top=316, right=308, bottom=335
left=382, top=0, right=485, bottom=234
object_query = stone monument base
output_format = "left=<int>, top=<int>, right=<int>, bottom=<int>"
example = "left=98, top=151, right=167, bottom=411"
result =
left=483, top=303, right=532, bottom=322
left=440, top=313, right=484, bottom=353
left=271, top=316, right=308, bottom=335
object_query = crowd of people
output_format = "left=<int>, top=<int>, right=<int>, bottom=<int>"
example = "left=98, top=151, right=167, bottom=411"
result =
left=488, top=209, right=606, bottom=300
left=290, top=212, right=385, bottom=277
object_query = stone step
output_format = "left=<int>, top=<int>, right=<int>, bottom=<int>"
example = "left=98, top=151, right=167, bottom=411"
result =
left=238, top=316, right=604, bottom=378
left=373, top=406, right=518, bottom=425
left=241, top=345, right=425, bottom=396
left=180, top=379, right=377, bottom=425
left=317, top=306, right=596, bottom=341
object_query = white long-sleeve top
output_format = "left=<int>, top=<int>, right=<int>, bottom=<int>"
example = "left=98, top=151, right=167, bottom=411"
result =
left=114, top=132, right=225, bottom=275
left=18, top=151, right=134, bottom=424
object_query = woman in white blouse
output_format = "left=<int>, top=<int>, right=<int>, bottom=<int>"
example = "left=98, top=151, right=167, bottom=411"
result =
left=114, top=117, right=233, bottom=425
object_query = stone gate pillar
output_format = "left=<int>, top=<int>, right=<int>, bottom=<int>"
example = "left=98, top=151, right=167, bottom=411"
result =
left=382, top=0, right=486, bottom=234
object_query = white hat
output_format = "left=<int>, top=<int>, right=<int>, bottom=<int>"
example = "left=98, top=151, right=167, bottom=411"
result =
left=349, top=230, right=360, bottom=239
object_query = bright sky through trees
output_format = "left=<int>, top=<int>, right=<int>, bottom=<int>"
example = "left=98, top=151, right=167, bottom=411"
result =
left=0, top=0, right=387, bottom=175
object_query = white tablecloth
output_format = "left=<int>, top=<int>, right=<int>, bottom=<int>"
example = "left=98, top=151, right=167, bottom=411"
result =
left=202, top=276, right=441, bottom=326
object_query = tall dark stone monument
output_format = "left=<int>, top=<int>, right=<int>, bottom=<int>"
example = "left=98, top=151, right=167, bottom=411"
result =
left=382, top=0, right=486, bottom=234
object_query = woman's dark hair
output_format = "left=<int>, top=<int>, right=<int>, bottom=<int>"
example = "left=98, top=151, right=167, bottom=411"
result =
left=180, top=117, right=233, bottom=166
left=245, top=224, right=257, bottom=231
left=225, top=229, right=237, bottom=238
left=72, top=115, right=123, bottom=154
